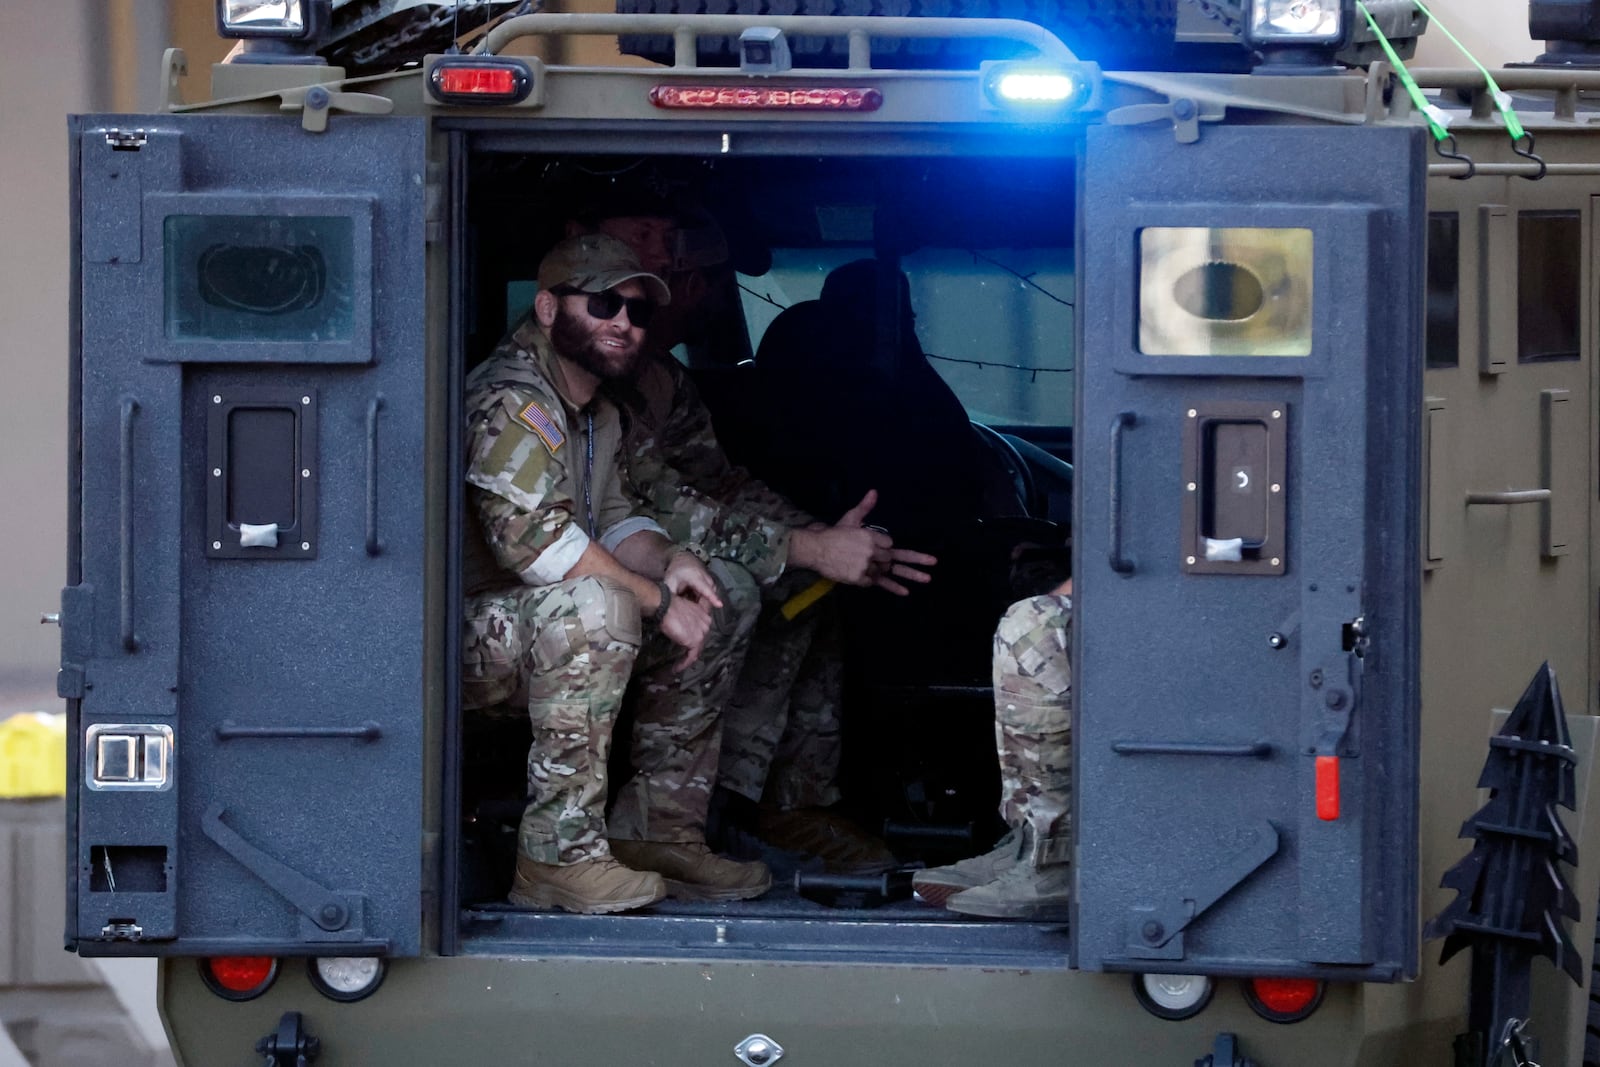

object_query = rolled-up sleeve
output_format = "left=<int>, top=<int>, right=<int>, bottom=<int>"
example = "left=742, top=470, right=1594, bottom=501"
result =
left=466, top=393, right=587, bottom=584
left=655, top=487, right=794, bottom=585
left=598, top=515, right=668, bottom=553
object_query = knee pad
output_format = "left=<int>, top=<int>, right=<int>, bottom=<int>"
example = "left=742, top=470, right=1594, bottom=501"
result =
left=558, top=575, right=644, bottom=653
left=994, top=593, right=1073, bottom=698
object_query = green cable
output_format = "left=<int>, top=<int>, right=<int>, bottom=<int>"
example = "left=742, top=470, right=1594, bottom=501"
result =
left=1356, top=0, right=1449, bottom=141
left=1406, top=0, right=1526, bottom=141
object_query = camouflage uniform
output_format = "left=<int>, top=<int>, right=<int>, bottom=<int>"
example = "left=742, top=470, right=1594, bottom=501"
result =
left=616, top=351, right=843, bottom=810
left=464, top=317, right=760, bottom=866
left=992, top=592, right=1073, bottom=863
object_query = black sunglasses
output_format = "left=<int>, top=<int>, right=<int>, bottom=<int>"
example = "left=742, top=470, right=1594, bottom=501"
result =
left=553, top=286, right=655, bottom=329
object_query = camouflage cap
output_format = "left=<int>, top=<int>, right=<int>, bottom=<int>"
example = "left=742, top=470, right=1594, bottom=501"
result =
left=537, top=234, right=671, bottom=305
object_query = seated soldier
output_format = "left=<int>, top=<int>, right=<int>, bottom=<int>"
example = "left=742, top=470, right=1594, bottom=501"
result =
left=462, top=234, right=769, bottom=914
left=912, top=578, right=1072, bottom=918
left=567, top=194, right=936, bottom=872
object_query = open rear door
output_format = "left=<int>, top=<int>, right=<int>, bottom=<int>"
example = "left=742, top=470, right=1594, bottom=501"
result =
left=64, top=113, right=428, bottom=956
left=1074, top=123, right=1424, bottom=979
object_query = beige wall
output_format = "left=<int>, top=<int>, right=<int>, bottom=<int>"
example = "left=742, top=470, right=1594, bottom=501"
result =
left=1, top=1, right=99, bottom=709
left=1, top=11, right=174, bottom=1064
left=0, top=0, right=185, bottom=712
left=1412, top=0, right=1537, bottom=67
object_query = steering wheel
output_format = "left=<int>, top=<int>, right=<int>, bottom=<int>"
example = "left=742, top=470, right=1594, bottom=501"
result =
left=970, top=421, right=1038, bottom=515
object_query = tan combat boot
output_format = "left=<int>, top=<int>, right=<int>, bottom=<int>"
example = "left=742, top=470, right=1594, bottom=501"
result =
left=609, top=839, right=772, bottom=902
left=757, top=805, right=899, bottom=875
left=507, top=854, right=666, bottom=915
left=911, top=827, right=1028, bottom=907
left=943, top=832, right=1070, bottom=919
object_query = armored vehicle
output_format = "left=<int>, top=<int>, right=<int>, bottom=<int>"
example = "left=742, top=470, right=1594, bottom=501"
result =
left=56, top=0, right=1600, bottom=1062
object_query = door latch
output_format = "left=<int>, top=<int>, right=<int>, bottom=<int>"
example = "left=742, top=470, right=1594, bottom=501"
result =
left=278, top=84, right=394, bottom=132
left=257, top=1012, right=320, bottom=1067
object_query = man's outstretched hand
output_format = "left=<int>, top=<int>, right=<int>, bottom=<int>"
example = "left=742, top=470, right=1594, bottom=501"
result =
left=790, top=489, right=937, bottom=596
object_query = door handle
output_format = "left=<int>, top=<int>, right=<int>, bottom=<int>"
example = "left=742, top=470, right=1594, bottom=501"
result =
left=365, top=395, right=384, bottom=557
left=1465, top=489, right=1550, bottom=505
left=119, top=397, right=140, bottom=652
left=1108, top=411, right=1137, bottom=574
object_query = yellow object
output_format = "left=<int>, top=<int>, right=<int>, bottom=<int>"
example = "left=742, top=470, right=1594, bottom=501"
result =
left=0, top=712, right=67, bottom=798
left=780, top=578, right=836, bottom=621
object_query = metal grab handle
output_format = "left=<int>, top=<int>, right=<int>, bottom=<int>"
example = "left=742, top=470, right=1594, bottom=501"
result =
left=1108, top=411, right=1137, bottom=575
left=481, top=13, right=1077, bottom=66
left=215, top=721, right=383, bottom=741
left=365, top=395, right=384, bottom=557
left=1112, top=740, right=1273, bottom=758
left=119, top=397, right=140, bottom=652
left=1465, top=489, right=1551, bottom=505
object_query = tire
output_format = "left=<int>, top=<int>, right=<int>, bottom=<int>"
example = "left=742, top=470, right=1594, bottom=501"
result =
left=616, top=0, right=1177, bottom=72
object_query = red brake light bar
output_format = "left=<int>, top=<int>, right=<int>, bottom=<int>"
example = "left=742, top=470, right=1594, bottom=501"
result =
left=650, top=86, right=883, bottom=112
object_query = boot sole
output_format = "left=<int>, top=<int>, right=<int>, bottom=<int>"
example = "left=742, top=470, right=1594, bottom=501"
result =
left=508, top=885, right=665, bottom=914
left=911, top=879, right=982, bottom=908
left=943, top=896, right=1071, bottom=920
left=662, top=873, right=773, bottom=902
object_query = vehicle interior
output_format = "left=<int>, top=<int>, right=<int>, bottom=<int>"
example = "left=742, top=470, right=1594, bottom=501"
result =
left=452, top=148, right=1078, bottom=950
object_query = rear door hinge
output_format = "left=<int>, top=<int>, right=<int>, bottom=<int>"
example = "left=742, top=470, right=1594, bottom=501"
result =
left=425, top=159, right=446, bottom=245
left=103, top=128, right=149, bottom=151
left=56, top=584, right=94, bottom=699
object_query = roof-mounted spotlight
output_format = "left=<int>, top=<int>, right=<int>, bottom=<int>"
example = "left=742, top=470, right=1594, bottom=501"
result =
left=217, top=0, right=327, bottom=40
left=217, top=0, right=331, bottom=64
left=740, top=27, right=793, bottom=74
left=1245, top=0, right=1352, bottom=68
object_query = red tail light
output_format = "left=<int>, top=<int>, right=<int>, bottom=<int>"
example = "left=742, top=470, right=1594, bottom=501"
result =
left=429, top=60, right=533, bottom=104
left=1244, top=977, right=1325, bottom=1023
left=200, top=956, right=279, bottom=1001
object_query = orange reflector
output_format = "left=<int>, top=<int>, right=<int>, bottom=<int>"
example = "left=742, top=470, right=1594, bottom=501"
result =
left=205, top=956, right=277, bottom=995
left=1246, top=977, right=1325, bottom=1022
left=650, top=85, right=883, bottom=112
left=1315, top=755, right=1339, bottom=820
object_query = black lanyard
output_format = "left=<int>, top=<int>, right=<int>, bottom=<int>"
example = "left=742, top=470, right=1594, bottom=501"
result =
left=583, top=409, right=596, bottom=535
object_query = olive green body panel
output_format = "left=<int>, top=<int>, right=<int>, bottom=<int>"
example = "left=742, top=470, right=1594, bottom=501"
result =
left=162, top=955, right=1456, bottom=1066
left=1415, top=134, right=1600, bottom=1067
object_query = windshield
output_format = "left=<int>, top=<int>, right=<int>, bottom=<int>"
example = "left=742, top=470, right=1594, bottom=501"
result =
left=739, top=246, right=1074, bottom=428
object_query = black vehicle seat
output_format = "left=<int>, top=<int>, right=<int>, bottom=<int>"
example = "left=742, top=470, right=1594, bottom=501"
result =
left=744, top=260, right=1030, bottom=685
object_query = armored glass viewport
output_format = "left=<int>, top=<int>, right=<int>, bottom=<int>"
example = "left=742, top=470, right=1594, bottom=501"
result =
left=1139, top=227, right=1313, bottom=357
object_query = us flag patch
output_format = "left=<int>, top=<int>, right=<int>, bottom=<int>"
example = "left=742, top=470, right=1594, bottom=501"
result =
left=516, top=401, right=565, bottom=453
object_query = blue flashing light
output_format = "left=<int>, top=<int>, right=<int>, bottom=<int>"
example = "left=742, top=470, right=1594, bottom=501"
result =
left=995, top=70, right=1080, bottom=104
left=981, top=63, right=1096, bottom=111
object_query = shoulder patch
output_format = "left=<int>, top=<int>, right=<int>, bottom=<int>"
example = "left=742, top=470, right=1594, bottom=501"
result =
left=516, top=401, right=566, bottom=453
